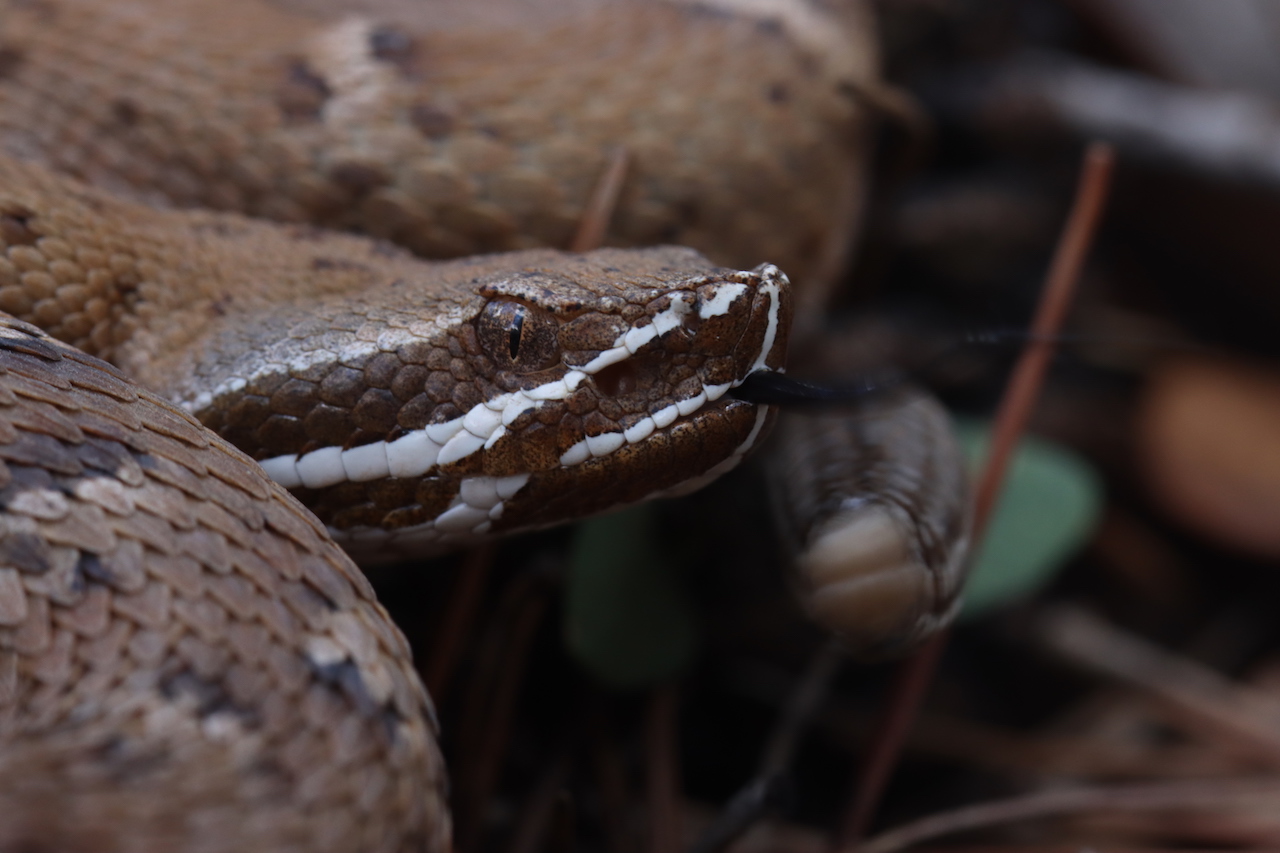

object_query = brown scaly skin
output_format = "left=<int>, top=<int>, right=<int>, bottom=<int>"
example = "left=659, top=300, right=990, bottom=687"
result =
left=0, top=155, right=792, bottom=556
left=0, top=315, right=447, bottom=852
left=0, top=0, right=886, bottom=848
left=0, top=0, right=877, bottom=317
left=767, top=393, right=971, bottom=656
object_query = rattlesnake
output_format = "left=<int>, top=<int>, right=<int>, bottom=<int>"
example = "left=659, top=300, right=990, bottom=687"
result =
left=0, top=1, right=967, bottom=850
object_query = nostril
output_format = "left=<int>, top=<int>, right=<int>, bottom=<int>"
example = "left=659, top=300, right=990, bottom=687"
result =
left=593, top=360, right=639, bottom=397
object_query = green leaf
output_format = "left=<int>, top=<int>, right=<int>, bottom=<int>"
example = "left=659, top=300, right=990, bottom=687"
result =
left=564, top=504, right=698, bottom=690
left=955, top=420, right=1103, bottom=618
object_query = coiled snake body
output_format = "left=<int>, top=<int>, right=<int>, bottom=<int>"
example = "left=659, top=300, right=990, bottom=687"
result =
left=0, top=1, right=962, bottom=850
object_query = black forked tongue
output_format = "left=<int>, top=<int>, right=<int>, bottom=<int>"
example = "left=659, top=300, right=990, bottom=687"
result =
left=730, top=370, right=906, bottom=409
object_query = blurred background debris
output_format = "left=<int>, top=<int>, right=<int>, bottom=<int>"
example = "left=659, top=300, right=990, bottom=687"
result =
left=369, top=1, right=1280, bottom=851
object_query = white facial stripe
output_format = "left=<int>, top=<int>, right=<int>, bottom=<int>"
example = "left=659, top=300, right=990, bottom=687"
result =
left=261, top=366, right=583, bottom=485
left=581, top=293, right=693, bottom=373
left=181, top=306, right=472, bottom=414
left=699, top=283, right=748, bottom=319
left=255, top=276, right=776, bottom=491
left=750, top=270, right=783, bottom=374
left=332, top=473, right=531, bottom=565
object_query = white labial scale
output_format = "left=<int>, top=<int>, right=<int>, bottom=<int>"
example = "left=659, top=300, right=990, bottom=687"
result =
left=652, top=405, right=680, bottom=429
left=337, top=473, right=532, bottom=553
left=259, top=455, right=303, bottom=489
left=585, top=432, right=626, bottom=458
left=624, top=417, right=656, bottom=444
left=503, top=398, right=533, bottom=426
left=433, top=502, right=493, bottom=534
left=705, top=382, right=732, bottom=402
left=559, top=440, right=591, bottom=466
left=425, top=419, right=464, bottom=446
left=459, top=476, right=502, bottom=509
left=341, top=441, right=390, bottom=482
left=676, top=391, right=707, bottom=417
left=437, top=429, right=487, bottom=466
left=386, top=431, right=443, bottom=478
left=557, top=374, right=732, bottom=467
left=297, top=446, right=346, bottom=490
left=463, top=404, right=503, bottom=438
left=438, top=473, right=531, bottom=531
left=253, top=278, right=765, bottom=492
left=484, top=425, right=508, bottom=450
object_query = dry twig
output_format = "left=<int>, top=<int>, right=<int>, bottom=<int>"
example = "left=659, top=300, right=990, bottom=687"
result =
left=838, top=141, right=1116, bottom=846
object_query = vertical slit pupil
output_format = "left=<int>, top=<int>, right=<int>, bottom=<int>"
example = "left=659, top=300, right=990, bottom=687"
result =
left=508, top=310, right=525, bottom=360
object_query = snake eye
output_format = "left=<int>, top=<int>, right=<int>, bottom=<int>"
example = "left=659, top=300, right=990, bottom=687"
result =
left=478, top=300, right=561, bottom=373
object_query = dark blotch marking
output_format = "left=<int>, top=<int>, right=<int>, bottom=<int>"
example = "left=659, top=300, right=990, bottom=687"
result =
left=111, top=97, right=141, bottom=126
left=312, top=256, right=372, bottom=273
left=0, top=204, right=38, bottom=247
left=7, top=334, right=53, bottom=362
left=681, top=3, right=733, bottom=21
left=329, top=161, right=390, bottom=194
left=78, top=552, right=119, bottom=589
left=12, top=0, right=59, bottom=19
left=312, top=657, right=379, bottom=717
left=756, top=17, right=784, bottom=36
left=0, top=45, right=25, bottom=80
left=161, top=669, right=256, bottom=724
left=369, top=24, right=417, bottom=76
left=370, top=240, right=403, bottom=258
left=277, top=58, right=331, bottom=122
left=767, top=83, right=790, bottom=104
left=0, top=531, right=51, bottom=574
left=4, top=839, right=57, bottom=853
left=410, top=102, right=455, bottom=140
left=191, top=220, right=250, bottom=238
left=283, top=224, right=331, bottom=243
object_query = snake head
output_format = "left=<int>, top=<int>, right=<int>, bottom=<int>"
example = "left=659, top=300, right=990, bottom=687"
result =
left=225, top=247, right=791, bottom=564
